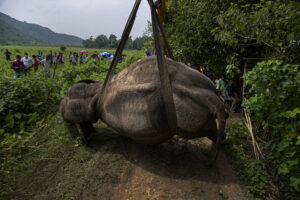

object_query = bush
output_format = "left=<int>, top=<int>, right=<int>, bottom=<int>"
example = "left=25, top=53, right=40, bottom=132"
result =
left=245, top=60, right=300, bottom=192
left=225, top=121, right=268, bottom=198
left=0, top=75, right=59, bottom=135
left=60, top=46, right=66, bottom=51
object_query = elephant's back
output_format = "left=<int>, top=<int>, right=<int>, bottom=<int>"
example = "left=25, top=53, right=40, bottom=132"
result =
left=111, top=56, right=216, bottom=93
left=100, top=56, right=218, bottom=144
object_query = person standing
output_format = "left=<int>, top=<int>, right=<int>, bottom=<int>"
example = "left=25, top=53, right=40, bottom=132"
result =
left=53, top=52, right=57, bottom=65
left=40, top=52, right=44, bottom=60
left=59, top=53, right=65, bottom=64
left=58, top=53, right=63, bottom=64
left=225, top=79, right=240, bottom=112
left=32, top=55, right=39, bottom=72
left=219, top=75, right=225, bottom=96
left=40, top=55, right=51, bottom=78
left=79, top=53, right=84, bottom=65
left=69, top=52, right=73, bottom=64
left=215, top=76, right=220, bottom=90
left=21, top=53, right=33, bottom=75
left=11, top=55, right=25, bottom=78
left=85, top=54, right=89, bottom=64
left=72, top=53, right=77, bottom=65
left=36, top=50, right=41, bottom=61
left=4, top=49, right=12, bottom=61
left=48, top=51, right=53, bottom=65
left=75, top=53, right=79, bottom=65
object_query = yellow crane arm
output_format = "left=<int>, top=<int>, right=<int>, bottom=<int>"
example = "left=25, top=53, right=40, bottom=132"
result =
left=157, top=0, right=167, bottom=23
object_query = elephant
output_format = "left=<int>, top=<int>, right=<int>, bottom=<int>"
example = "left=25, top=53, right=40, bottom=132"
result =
left=60, top=56, right=226, bottom=160
left=60, top=79, right=102, bottom=144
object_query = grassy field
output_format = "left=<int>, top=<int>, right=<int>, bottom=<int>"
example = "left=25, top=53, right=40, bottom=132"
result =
left=0, top=45, right=145, bottom=199
left=0, top=45, right=141, bottom=78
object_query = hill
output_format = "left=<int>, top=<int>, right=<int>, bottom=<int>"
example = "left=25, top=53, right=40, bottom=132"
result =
left=0, top=12, right=83, bottom=46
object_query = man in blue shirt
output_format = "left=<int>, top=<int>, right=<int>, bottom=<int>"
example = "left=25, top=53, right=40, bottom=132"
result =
left=225, top=79, right=240, bottom=112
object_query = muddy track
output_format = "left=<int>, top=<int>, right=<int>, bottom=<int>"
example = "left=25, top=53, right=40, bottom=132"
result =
left=113, top=113, right=248, bottom=200
left=4, top=113, right=248, bottom=200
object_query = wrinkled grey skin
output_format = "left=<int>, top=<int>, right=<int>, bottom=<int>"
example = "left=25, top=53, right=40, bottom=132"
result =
left=60, top=56, right=226, bottom=160
left=60, top=79, right=102, bottom=144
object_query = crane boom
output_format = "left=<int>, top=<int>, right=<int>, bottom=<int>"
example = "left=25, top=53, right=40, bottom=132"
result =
left=157, top=0, right=167, bottom=23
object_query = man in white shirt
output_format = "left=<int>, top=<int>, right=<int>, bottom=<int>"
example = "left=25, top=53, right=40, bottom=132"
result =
left=21, top=52, right=33, bottom=75
left=40, top=55, right=51, bottom=78
left=85, top=55, right=89, bottom=64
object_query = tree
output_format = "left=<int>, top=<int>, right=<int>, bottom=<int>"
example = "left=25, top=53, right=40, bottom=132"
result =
left=213, top=0, right=300, bottom=64
left=94, top=34, right=108, bottom=49
left=60, top=46, right=66, bottom=51
left=125, top=36, right=133, bottom=49
left=165, top=0, right=299, bottom=74
left=165, top=0, right=230, bottom=74
left=108, top=34, right=118, bottom=49
left=83, top=36, right=95, bottom=48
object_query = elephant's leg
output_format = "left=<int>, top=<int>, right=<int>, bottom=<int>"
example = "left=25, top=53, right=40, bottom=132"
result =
left=65, top=123, right=78, bottom=138
left=86, top=123, right=96, bottom=134
left=207, top=105, right=226, bottom=166
left=75, top=123, right=88, bottom=145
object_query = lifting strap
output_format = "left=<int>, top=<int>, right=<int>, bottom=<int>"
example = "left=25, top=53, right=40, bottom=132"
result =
left=99, top=0, right=177, bottom=134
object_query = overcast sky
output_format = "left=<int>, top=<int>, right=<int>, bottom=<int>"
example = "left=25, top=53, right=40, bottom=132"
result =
left=0, top=0, right=151, bottom=39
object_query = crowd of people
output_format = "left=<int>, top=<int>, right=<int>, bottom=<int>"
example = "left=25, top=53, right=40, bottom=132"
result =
left=4, top=49, right=91, bottom=79
left=192, top=65, right=243, bottom=113
left=68, top=52, right=89, bottom=65
left=214, top=75, right=243, bottom=113
left=9, top=51, right=53, bottom=78
left=5, top=48, right=243, bottom=112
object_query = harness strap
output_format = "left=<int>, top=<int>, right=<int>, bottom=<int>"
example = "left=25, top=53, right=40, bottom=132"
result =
left=148, top=0, right=177, bottom=134
left=100, top=0, right=177, bottom=135
left=151, top=1, right=174, bottom=59
left=99, top=0, right=141, bottom=100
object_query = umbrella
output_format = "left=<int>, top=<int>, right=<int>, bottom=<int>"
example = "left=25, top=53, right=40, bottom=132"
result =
left=99, top=52, right=111, bottom=56
left=80, top=50, right=88, bottom=54
left=108, top=55, right=114, bottom=61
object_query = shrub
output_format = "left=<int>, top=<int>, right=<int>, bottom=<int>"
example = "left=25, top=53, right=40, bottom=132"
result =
left=245, top=60, right=300, bottom=191
left=60, top=46, right=66, bottom=51
left=0, top=74, right=59, bottom=135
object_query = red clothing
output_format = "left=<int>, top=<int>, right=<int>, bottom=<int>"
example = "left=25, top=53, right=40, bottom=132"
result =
left=33, top=58, right=39, bottom=70
left=11, top=60, right=25, bottom=72
left=58, top=54, right=63, bottom=62
left=239, top=77, right=244, bottom=91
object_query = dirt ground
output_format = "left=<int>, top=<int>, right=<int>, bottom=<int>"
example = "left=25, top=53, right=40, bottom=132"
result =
left=5, top=113, right=249, bottom=200
left=112, top=112, right=248, bottom=200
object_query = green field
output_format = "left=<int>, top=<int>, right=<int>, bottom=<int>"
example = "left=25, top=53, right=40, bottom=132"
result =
left=0, top=45, right=145, bottom=198
left=0, top=45, right=141, bottom=78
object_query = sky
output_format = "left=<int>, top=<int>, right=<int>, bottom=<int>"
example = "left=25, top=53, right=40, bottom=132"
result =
left=0, top=0, right=151, bottom=40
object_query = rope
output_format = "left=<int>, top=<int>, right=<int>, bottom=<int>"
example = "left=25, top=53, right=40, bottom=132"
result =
left=148, top=0, right=177, bottom=134
left=99, top=0, right=177, bottom=135
left=99, top=0, right=141, bottom=100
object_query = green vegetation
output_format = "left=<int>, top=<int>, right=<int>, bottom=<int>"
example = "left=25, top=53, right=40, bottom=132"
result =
left=1, top=113, right=130, bottom=199
left=0, top=45, right=144, bottom=198
left=225, top=121, right=268, bottom=199
left=1, top=0, right=299, bottom=198
left=165, top=0, right=300, bottom=198
left=165, top=0, right=299, bottom=72
left=83, top=34, right=151, bottom=50
left=246, top=60, right=300, bottom=192
left=0, top=12, right=83, bottom=46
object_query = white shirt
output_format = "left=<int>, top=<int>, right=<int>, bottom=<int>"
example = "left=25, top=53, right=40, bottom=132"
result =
left=215, top=79, right=220, bottom=89
left=85, top=56, right=89, bottom=63
left=21, top=57, right=33, bottom=69
left=40, top=59, right=50, bottom=72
